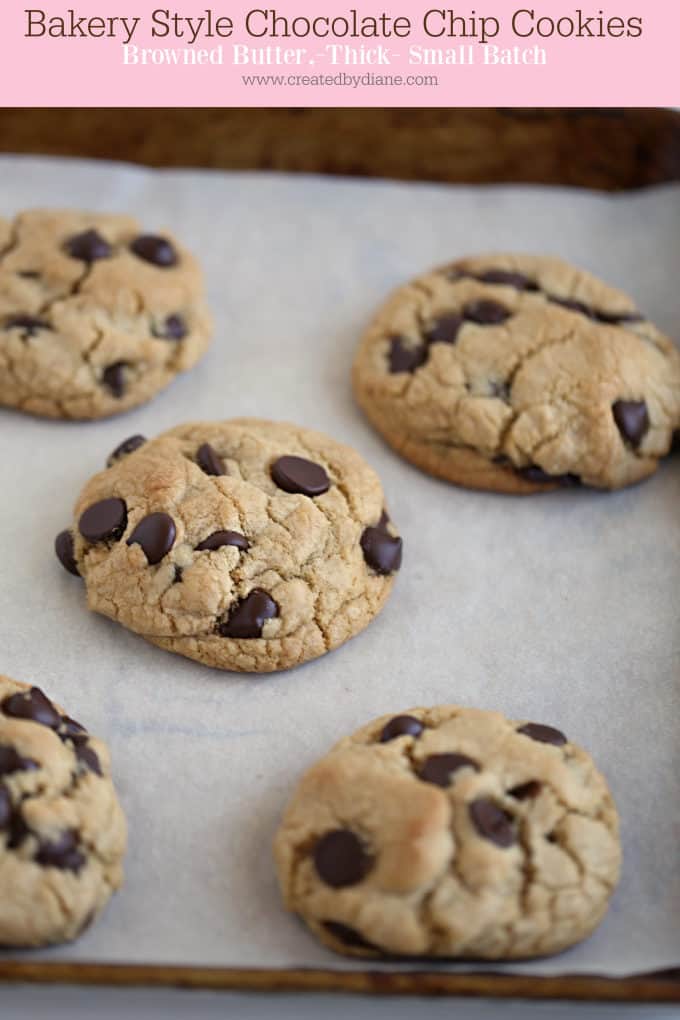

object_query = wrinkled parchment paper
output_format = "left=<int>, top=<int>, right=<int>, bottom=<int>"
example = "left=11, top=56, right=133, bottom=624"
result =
left=0, top=156, right=678, bottom=977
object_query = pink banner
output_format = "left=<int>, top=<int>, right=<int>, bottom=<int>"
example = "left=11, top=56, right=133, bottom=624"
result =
left=1, top=1, right=677, bottom=106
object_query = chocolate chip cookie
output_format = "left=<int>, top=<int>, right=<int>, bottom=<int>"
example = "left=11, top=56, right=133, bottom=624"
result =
left=274, top=704, right=620, bottom=959
left=0, top=675, right=126, bottom=947
left=55, top=419, right=403, bottom=673
left=353, top=254, right=680, bottom=492
left=0, top=209, right=212, bottom=419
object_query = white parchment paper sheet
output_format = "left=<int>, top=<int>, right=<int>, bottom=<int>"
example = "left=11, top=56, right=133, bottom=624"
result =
left=0, top=156, right=678, bottom=977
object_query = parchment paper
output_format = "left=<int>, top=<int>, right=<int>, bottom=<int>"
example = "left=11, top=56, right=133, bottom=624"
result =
left=0, top=155, right=678, bottom=978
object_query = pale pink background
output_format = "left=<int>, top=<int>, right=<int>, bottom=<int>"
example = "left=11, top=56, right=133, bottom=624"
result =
left=1, top=0, right=677, bottom=106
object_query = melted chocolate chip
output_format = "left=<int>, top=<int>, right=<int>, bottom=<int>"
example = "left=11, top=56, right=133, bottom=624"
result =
left=469, top=799, right=516, bottom=848
left=130, top=235, right=178, bottom=267
left=517, top=723, right=567, bottom=747
left=75, top=744, right=102, bottom=777
left=360, top=526, right=402, bottom=575
left=419, top=753, right=479, bottom=788
left=107, top=434, right=146, bottom=467
left=6, top=807, right=29, bottom=849
left=197, top=443, right=226, bottom=477
left=0, top=787, right=10, bottom=828
left=196, top=530, right=249, bottom=552
left=154, top=314, right=187, bottom=340
left=379, top=715, right=424, bottom=743
left=550, top=296, right=593, bottom=318
left=425, top=314, right=463, bottom=345
left=0, top=745, right=38, bottom=776
left=102, top=361, right=128, bottom=398
left=271, top=456, right=330, bottom=497
left=508, top=780, right=542, bottom=800
left=60, top=716, right=88, bottom=745
left=388, top=336, right=428, bottom=374
left=2, top=687, right=60, bottom=729
left=612, top=399, right=650, bottom=447
left=323, top=921, right=376, bottom=951
left=314, top=829, right=372, bottom=888
left=517, top=466, right=581, bottom=487
left=4, top=315, right=52, bottom=337
left=79, top=498, right=127, bottom=543
left=64, top=229, right=112, bottom=263
left=595, top=309, right=644, bottom=325
left=127, top=512, right=176, bottom=565
left=477, top=269, right=538, bottom=291
left=55, top=530, right=80, bottom=577
left=35, top=829, right=85, bottom=873
left=218, top=589, right=278, bottom=639
left=464, top=300, right=511, bottom=326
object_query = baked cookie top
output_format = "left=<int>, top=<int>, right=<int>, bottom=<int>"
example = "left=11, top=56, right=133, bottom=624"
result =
left=353, top=254, right=680, bottom=492
left=275, top=704, right=621, bottom=959
left=0, top=209, right=212, bottom=419
left=56, top=419, right=403, bottom=673
left=0, top=675, right=126, bottom=947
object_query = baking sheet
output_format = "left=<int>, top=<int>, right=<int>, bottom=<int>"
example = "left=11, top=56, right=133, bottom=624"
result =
left=0, top=155, right=678, bottom=978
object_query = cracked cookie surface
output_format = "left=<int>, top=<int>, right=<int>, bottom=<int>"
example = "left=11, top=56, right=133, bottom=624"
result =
left=352, top=254, right=680, bottom=492
left=0, top=209, right=212, bottom=419
left=56, top=419, right=403, bottom=673
left=274, top=704, right=620, bottom=959
left=0, top=675, right=127, bottom=947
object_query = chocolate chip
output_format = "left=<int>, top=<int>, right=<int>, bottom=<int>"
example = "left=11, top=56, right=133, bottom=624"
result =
left=477, top=270, right=538, bottom=291
left=130, top=235, right=178, bottom=267
left=127, top=512, right=176, bottom=565
left=75, top=744, right=102, bottom=777
left=64, top=229, right=112, bottom=263
left=2, top=687, right=60, bottom=729
left=508, top=780, right=542, bottom=800
left=323, top=921, right=376, bottom=951
left=419, top=753, right=479, bottom=787
left=35, top=829, right=85, bottom=873
left=196, top=530, right=249, bottom=552
left=517, top=723, right=567, bottom=747
left=102, top=361, right=128, bottom=398
left=379, top=715, right=424, bottom=743
left=551, top=296, right=593, bottom=318
left=0, top=745, right=38, bottom=776
left=469, top=799, right=517, bottom=848
left=79, top=498, right=127, bottom=543
left=271, top=456, right=330, bottom=497
left=197, top=443, right=226, bottom=477
left=595, top=309, right=644, bottom=325
left=464, top=300, right=511, bottom=326
left=6, top=807, right=28, bottom=849
left=154, top=314, right=187, bottom=340
left=517, top=466, right=581, bottom=487
left=388, top=336, right=428, bottom=374
left=4, top=315, right=52, bottom=337
left=107, top=434, right=146, bottom=467
left=218, top=589, right=278, bottom=639
left=55, top=530, right=80, bottom=577
left=314, top=829, right=372, bottom=888
left=0, top=787, right=10, bottom=829
left=612, top=399, right=650, bottom=447
left=360, top=526, right=402, bottom=575
left=425, top=314, right=463, bottom=345
left=60, top=716, right=88, bottom=745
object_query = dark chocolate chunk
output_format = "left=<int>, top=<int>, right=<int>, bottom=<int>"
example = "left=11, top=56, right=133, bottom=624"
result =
left=594, top=309, right=644, bottom=325
left=75, top=744, right=102, bottom=777
left=35, top=829, right=85, bottom=873
left=379, top=715, right=424, bottom=743
left=6, top=807, right=29, bottom=848
left=323, top=921, right=377, bottom=951
left=64, top=229, right=112, bottom=263
left=218, top=589, right=278, bottom=639
left=551, top=296, right=593, bottom=318
left=517, top=465, right=581, bottom=487
left=55, top=530, right=80, bottom=577
left=314, top=829, right=372, bottom=888
left=271, top=456, right=330, bottom=497
left=517, top=723, right=567, bottom=747
left=508, top=780, right=542, bottom=800
left=60, top=715, right=88, bottom=745
left=197, top=443, right=226, bottom=477
left=130, top=235, right=178, bottom=267
left=477, top=270, right=538, bottom=291
left=0, top=787, right=10, bottom=829
left=2, top=687, right=60, bottom=729
left=612, top=399, right=650, bottom=447
left=425, top=313, right=463, bottom=346
left=102, top=361, right=128, bottom=398
left=107, top=434, right=146, bottom=467
left=4, top=315, right=52, bottom=337
left=469, top=799, right=517, bottom=848
left=127, top=512, right=176, bottom=565
left=464, top=300, right=511, bottom=326
left=360, top=526, right=402, bottom=575
left=79, top=498, right=127, bottom=543
left=0, top=745, right=39, bottom=776
left=419, top=753, right=479, bottom=788
left=196, top=530, right=249, bottom=552
left=388, top=336, right=428, bottom=374
left=154, top=314, right=187, bottom=340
